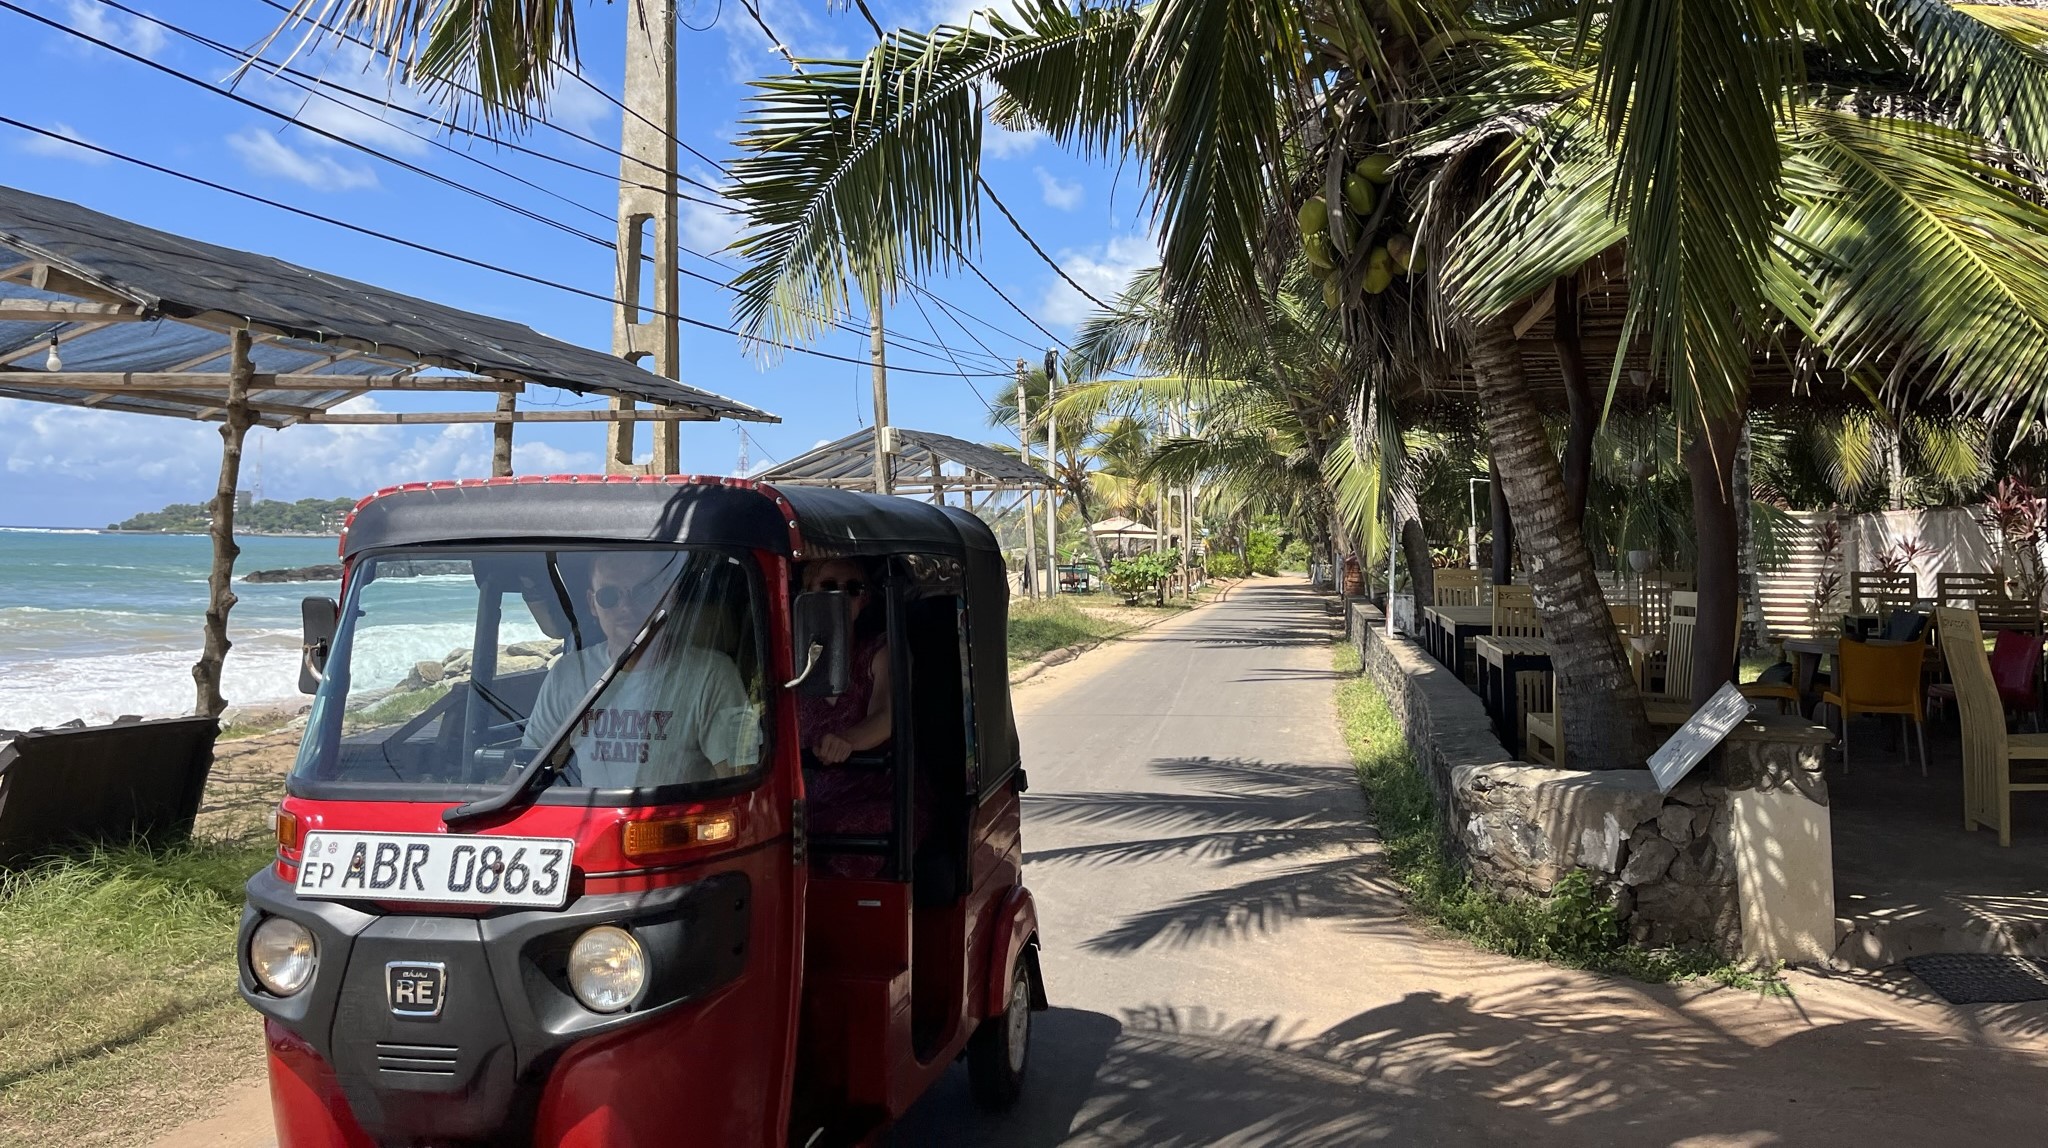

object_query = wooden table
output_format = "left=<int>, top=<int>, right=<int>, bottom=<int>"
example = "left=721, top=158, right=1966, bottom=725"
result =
left=1474, top=635, right=1552, bottom=757
left=1422, top=605, right=1493, bottom=678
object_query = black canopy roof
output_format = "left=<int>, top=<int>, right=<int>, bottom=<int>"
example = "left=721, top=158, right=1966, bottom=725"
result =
left=0, top=184, right=775, bottom=425
left=340, top=477, right=998, bottom=561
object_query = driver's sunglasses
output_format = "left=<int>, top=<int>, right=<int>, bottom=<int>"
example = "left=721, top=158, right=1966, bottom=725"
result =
left=590, top=583, right=654, bottom=610
left=817, top=579, right=867, bottom=597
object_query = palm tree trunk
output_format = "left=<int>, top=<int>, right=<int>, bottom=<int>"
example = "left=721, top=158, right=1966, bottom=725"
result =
left=1401, top=519, right=1435, bottom=608
left=1686, top=401, right=1746, bottom=708
left=1468, top=317, right=1651, bottom=768
left=1489, top=457, right=1514, bottom=584
left=1068, top=474, right=1114, bottom=583
left=1554, top=279, right=1596, bottom=525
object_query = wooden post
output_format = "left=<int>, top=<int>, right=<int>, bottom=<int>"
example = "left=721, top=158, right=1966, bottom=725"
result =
left=492, top=391, right=515, bottom=477
left=192, top=329, right=253, bottom=718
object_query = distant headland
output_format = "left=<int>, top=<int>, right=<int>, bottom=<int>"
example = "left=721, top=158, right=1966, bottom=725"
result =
left=108, top=496, right=355, bottom=535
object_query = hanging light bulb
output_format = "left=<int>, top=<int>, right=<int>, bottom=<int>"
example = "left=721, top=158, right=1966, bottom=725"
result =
left=44, top=335, right=61, bottom=372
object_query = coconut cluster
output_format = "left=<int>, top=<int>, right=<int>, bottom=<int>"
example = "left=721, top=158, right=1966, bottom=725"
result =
left=1296, top=152, right=1423, bottom=309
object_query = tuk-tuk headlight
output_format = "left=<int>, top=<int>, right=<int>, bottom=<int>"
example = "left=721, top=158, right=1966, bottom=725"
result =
left=568, top=926, right=646, bottom=1013
left=249, top=916, right=317, bottom=997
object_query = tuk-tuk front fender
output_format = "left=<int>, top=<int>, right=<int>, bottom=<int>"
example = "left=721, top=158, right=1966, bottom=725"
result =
left=984, top=885, right=1047, bottom=1019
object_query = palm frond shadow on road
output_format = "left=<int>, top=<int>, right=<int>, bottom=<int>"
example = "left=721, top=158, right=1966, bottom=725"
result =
left=1023, top=755, right=1405, bottom=954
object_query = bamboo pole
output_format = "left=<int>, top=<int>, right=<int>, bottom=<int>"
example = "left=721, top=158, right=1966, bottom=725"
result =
left=192, top=329, right=253, bottom=719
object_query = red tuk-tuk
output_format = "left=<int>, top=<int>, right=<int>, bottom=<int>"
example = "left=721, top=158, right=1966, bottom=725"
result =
left=238, top=475, right=1044, bottom=1146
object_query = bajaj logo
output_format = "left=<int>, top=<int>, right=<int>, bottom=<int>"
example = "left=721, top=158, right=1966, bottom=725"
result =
left=385, top=962, right=447, bottom=1018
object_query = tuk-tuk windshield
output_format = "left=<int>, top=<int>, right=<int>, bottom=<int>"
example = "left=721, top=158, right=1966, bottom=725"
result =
left=290, top=547, right=767, bottom=797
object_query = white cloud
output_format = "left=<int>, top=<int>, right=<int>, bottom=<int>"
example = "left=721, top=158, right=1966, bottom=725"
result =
left=722, top=0, right=850, bottom=83
left=1034, top=166, right=1083, bottom=210
left=983, top=121, right=1044, bottom=159
left=678, top=169, right=746, bottom=253
left=1039, top=233, right=1156, bottom=326
left=227, top=128, right=380, bottom=192
left=511, top=439, right=601, bottom=475
left=546, top=76, right=612, bottom=138
left=927, top=0, right=1027, bottom=27
left=15, top=122, right=107, bottom=166
left=62, top=0, right=166, bottom=59
left=0, top=397, right=548, bottom=501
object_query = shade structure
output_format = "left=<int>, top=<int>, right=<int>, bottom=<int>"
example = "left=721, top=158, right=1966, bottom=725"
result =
left=0, top=185, right=781, bottom=722
left=757, top=425, right=1052, bottom=497
left=0, top=184, right=777, bottom=427
left=1089, top=516, right=1157, bottom=537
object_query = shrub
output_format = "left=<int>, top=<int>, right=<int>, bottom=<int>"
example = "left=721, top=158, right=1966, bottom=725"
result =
left=1280, top=539, right=1310, bottom=570
left=1108, top=549, right=1180, bottom=601
left=1206, top=552, right=1245, bottom=579
left=1245, top=530, right=1281, bottom=575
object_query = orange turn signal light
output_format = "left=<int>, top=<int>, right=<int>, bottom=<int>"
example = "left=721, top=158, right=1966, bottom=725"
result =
left=622, top=812, right=739, bottom=859
left=275, top=805, right=302, bottom=853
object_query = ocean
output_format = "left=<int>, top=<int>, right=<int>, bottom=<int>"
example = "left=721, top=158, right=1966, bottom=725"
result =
left=0, top=528, right=343, bottom=730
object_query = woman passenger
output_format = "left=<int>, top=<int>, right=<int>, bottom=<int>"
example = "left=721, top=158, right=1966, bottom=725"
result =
left=797, top=559, right=902, bottom=872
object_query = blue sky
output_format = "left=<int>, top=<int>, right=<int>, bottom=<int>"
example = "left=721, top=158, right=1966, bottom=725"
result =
left=0, top=0, right=1154, bottom=527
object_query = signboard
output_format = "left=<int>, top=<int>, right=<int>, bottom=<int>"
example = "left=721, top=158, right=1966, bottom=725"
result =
left=1646, top=682, right=1755, bottom=793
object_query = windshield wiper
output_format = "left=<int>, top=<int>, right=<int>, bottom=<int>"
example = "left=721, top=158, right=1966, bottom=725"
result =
left=443, top=601, right=674, bottom=828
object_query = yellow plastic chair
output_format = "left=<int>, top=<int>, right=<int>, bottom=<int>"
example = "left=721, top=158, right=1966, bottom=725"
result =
left=1934, top=606, right=2048, bottom=846
left=1821, top=638, right=1928, bottom=775
left=1434, top=567, right=1483, bottom=607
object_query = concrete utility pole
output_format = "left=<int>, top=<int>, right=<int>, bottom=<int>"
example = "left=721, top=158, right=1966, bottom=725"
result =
left=871, top=293, right=892, bottom=495
left=1044, top=349, right=1058, bottom=597
left=608, top=0, right=681, bottom=475
left=1017, top=359, right=1038, bottom=600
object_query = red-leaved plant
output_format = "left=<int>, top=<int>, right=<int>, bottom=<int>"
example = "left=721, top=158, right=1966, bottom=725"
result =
left=1981, top=478, right=2046, bottom=605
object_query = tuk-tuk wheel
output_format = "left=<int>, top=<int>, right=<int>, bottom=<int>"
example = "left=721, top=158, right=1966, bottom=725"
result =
left=967, top=961, right=1034, bottom=1110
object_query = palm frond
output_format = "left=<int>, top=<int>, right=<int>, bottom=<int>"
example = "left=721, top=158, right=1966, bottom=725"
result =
left=1774, top=109, right=2048, bottom=422
left=725, top=1, right=1142, bottom=350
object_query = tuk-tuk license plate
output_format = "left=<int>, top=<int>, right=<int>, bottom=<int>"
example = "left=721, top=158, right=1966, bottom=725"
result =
left=296, top=832, right=574, bottom=909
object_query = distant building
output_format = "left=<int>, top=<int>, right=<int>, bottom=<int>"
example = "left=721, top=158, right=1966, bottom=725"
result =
left=235, top=489, right=254, bottom=513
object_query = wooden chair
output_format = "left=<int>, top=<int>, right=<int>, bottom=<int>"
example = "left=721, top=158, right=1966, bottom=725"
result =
left=1937, top=571, right=2007, bottom=608
left=1491, top=584, right=1542, bottom=638
left=1608, top=603, right=1641, bottom=637
left=1434, top=567, right=1483, bottom=607
left=1935, top=606, right=2048, bottom=846
left=1850, top=570, right=1918, bottom=617
left=1821, top=637, right=1928, bottom=775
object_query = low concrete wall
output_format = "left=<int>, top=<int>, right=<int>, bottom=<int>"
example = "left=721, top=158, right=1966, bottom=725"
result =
left=1347, top=601, right=1741, bottom=952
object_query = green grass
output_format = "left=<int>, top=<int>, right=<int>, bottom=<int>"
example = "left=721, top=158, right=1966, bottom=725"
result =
left=1334, top=644, right=1788, bottom=993
left=1007, top=599, right=1140, bottom=669
left=342, top=680, right=450, bottom=733
left=0, top=839, right=275, bottom=1146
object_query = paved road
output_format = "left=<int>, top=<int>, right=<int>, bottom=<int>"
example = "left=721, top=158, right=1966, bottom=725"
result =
left=159, top=578, right=2048, bottom=1147
left=894, top=578, right=2048, bottom=1146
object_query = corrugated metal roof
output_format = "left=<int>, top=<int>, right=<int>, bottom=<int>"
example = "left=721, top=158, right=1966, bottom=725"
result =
left=0, top=185, right=776, bottom=426
left=758, top=426, right=1052, bottom=490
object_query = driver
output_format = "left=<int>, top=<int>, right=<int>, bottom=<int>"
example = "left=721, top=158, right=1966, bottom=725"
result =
left=522, top=551, right=756, bottom=788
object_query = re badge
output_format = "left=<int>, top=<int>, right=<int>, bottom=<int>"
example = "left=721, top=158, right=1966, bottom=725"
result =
left=386, top=962, right=447, bottom=1018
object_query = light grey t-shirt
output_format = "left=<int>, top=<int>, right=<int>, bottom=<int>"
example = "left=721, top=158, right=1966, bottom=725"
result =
left=522, top=643, right=759, bottom=787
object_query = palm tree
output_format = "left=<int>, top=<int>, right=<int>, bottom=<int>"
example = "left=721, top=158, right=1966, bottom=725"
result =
left=327, top=0, right=2048, bottom=763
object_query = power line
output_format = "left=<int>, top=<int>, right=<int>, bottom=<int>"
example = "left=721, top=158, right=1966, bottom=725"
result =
left=246, top=0, right=1082, bottom=366
left=247, top=0, right=735, bottom=203
left=0, top=115, right=1015, bottom=379
left=49, top=1, right=1013, bottom=373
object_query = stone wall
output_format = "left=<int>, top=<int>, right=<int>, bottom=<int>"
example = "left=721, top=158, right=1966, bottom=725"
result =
left=1346, top=601, right=1740, bottom=953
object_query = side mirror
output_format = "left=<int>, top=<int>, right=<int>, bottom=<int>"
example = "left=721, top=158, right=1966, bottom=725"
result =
left=300, top=596, right=339, bottom=694
left=786, top=591, right=851, bottom=697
